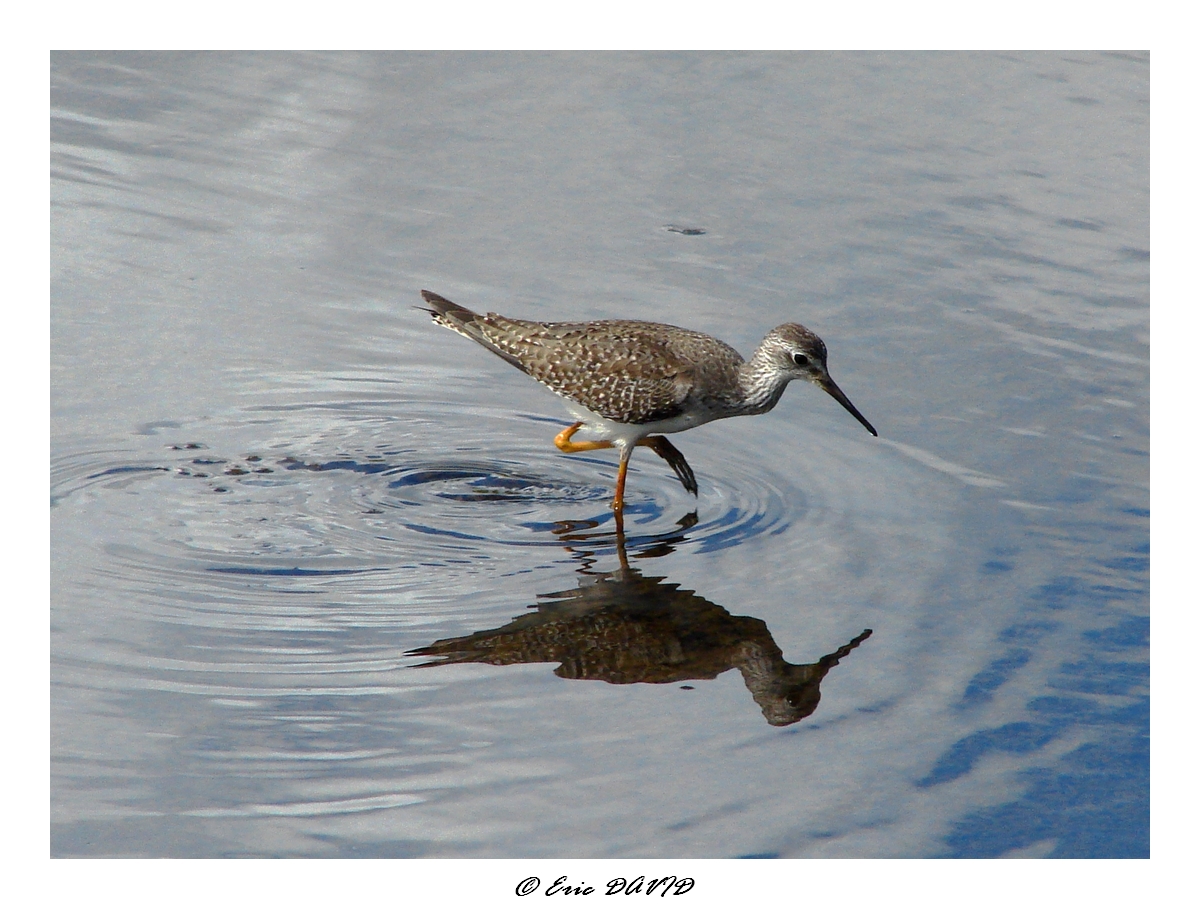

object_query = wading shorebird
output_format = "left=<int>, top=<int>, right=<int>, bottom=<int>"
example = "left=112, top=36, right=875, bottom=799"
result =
left=421, top=289, right=877, bottom=516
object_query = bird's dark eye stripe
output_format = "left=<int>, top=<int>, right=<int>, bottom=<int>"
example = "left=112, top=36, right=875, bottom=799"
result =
left=792, top=352, right=809, bottom=366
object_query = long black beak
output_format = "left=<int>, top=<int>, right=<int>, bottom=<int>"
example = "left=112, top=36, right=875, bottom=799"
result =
left=819, top=377, right=878, bottom=436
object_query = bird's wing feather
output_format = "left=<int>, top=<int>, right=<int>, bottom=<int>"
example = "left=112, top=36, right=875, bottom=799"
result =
left=476, top=316, right=697, bottom=424
left=422, top=291, right=743, bottom=425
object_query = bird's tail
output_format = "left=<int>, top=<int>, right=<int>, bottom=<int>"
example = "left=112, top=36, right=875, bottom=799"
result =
left=419, top=289, right=479, bottom=329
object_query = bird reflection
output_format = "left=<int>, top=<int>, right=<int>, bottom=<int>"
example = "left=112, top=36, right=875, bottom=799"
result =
left=410, top=518, right=872, bottom=726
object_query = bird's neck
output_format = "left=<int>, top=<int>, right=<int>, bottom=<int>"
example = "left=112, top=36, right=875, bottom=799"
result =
left=736, top=349, right=791, bottom=415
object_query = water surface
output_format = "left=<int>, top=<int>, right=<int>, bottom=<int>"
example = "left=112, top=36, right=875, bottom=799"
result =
left=51, top=51, right=1148, bottom=858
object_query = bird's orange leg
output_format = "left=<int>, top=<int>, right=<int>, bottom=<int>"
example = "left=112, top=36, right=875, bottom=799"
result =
left=613, top=449, right=632, bottom=517
left=554, top=423, right=633, bottom=519
left=556, top=419, right=643, bottom=520
left=554, top=422, right=614, bottom=453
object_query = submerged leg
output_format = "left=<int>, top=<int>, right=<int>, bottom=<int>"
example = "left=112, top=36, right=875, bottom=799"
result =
left=638, top=436, right=698, bottom=496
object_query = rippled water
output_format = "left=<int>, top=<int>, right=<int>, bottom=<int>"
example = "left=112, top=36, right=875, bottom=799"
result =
left=51, top=51, right=1148, bottom=858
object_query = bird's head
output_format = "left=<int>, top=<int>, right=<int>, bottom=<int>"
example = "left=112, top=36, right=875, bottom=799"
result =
left=764, top=324, right=877, bottom=437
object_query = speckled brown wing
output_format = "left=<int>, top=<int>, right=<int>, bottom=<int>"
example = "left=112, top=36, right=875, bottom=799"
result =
left=471, top=315, right=698, bottom=424
left=421, top=290, right=747, bottom=425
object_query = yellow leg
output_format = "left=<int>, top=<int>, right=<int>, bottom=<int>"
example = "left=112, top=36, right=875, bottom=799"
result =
left=613, top=450, right=631, bottom=516
left=554, top=423, right=633, bottom=517
left=554, top=422, right=614, bottom=453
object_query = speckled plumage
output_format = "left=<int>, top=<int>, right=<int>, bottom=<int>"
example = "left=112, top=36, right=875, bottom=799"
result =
left=439, top=312, right=744, bottom=425
left=421, top=289, right=876, bottom=513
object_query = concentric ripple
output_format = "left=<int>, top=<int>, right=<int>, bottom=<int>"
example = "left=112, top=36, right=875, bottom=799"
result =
left=53, top=400, right=806, bottom=574
left=50, top=395, right=887, bottom=690
left=51, top=388, right=913, bottom=828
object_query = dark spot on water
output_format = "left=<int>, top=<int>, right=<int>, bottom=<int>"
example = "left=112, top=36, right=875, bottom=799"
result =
left=1056, top=217, right=1104, bottom=232
left=87, top=465, right=170, bottom=479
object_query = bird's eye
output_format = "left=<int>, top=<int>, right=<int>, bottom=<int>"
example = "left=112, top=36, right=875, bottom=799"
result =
left=792, top=352, right=809, bottom=367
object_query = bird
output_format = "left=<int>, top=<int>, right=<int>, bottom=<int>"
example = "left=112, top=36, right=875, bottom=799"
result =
left=420, top=289, right=876, bottom=516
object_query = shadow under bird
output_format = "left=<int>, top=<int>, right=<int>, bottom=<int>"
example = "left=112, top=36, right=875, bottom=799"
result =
left=421, top=289, right=877, bottom=515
